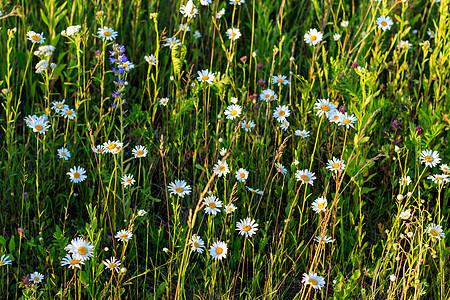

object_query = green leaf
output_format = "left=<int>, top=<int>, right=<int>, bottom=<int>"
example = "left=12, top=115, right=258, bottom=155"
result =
left=171, top=44, right=186, bottom=77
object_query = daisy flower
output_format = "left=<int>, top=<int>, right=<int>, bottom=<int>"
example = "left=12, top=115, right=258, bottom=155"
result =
left=295, top=169, right=316, bottom=185
left=333, top=33, right=341, bottom=41
left=419, top=149, right=441, bottom=167
left=272, top=75, right=289, bottom=86
left=65, top=237, right=94, bottom=261
left=60, top=254, right=84, bottom=269
left=27, top=31, right=45, bottom=44
left=51, top=99, right=66, bottom=112
left=0, top=255, right=12, bottom=267
left=103, top=257, right=121, bottom=273
left=120, top=61, right=135, bottom=72
left=29, top=272, right=44, bottom=284
left=440, top=164, right=449, bottom=174
left=295, top=129, right=310, bottom=138
left=230, top=0, right=245, bottom=4
left=246, top=186, right=263, bottom=195
left=137, top=209, right=147, bottom=216
left=226, top=28, right=241, bottom=41
left=398, top=40, right=412, bottom=50
left=236, top=217, right=259, bottom=237
left=314, top=99, right=337, bottom=117
left=61, top=107, right=76, bottom=119
left=144, top=54, right=158, bottom=65
left=326, top=157, right=345, bottom=173
left=276, top=163, right=287, bottom=175
left=235, top=168, right=249, bottom=182
left=219, top=148, right=227, bottom=156
left=328, top=110, right=342, bottom=123
left=426, top=223, right=445, bottom=240
left=225, top=203, right=237, bottom=214
left=190, top=235, right=205, bottom=253
left=67, top=166, right=87, bottom=183
left=103, top=140, right=123, bottom=154
left=98, top=27, right=118, bottom=41
left=400, top=176, right=411, bottom=186
left=164, top=37, right=181, bottom=49
left=159, top=97, right=169, bottom=106
left=280, top=121, right=290, bottom=131
left=168, top=180, right=192, bottom=198
left=241, top=120, right=255, bottom=132
left=314, top=236, right=334, bottom=244
left=224, top=104, right=242, bottom=120
left=302, top=272, right=326, bottom=290
left=179, top=24, right=190, bottom=32
left=338, top=113, right=358, bottom=128
left=115, top=230, right=133, bottom=242
left=304, top=28, right=323, bottom=46
left=312, top=197, right=327, bottom=213
left=216, top=8, right=226, bottom=19
left=132, top=145, right=148, bottom=158
left=427, top=174, right=449, bottom=184
left=92, top=145, right=106, bottom=154
left=121, top=174, right=135, bottom=187
left=57, top=147, right=71, bottom=160
left=27, top=117, right=50, bottom=134
left=209, top=241, right=228, bottom=260
left=193, top=30, right=201, bottom=39
left=260, top=89, right=277, bottom=102
left=399, top=210, right=411, bottom=220
left=180, top=0, right=198, bottom=18
left=203, top=195, right=223, bottom=215
left=376, top=16, right=393, bottom=31
left=213, top=160, right=230, bottom=177
left=273, top=105, right=290, bottom=122
left=197, top=69, right=215, bottom=84
left=340, top=20, right=349, bottom=27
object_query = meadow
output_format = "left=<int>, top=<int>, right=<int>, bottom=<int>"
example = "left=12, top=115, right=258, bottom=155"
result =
left=0, top=0, right=449, bottom=299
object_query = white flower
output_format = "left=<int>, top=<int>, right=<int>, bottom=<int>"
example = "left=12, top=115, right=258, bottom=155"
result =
left=27, top=31, right=45, bottom=44
left=333, top=33, right=341, bottom=41
left=272, top=75, right=289, bottom=86
left=209, top=241, right=228, bottom=260
left=340, top=20, right=349, bottom=27
left=389, top=274, right=397, bottom=282
left=164, top=37, right=181, bottom=49
left=235, top=168, right=249, bottom=182
left=193, top=31, right=201, bottom=39
left=132, top=145, right=148, bottom=158
left=35, top=59, right=48, bottom=73
left=426, top=223, right=445, bottom=240
left=314, top=236, right=334, bottom=243
left=103, top=257, right=121, bottom=273
left=179, top=24, right=190, bottom=32
left=216, top=8, right=226, bottom=19
left=400, top=176, right=411, bottom=186
left=144, top=54, right=158, bottom=65
left=121, top=174, right=135, bottom=187
left=98, top=27, right=118, bottom=41
left=260, top=89, right=277, bottom=102
left=314, top=99, right=337, bottom=117
left=295, top=129, right=310, bottom=138
left=399, top=210, right=411, bottom=220
left=302, top=272, right=326, bottom=290
left=398, top=40, right=412, bottom=50
left=236, top=217, right=259, bottom=237
left=168, top=180, right=192, bottom=198
left=275, top=163, right=287, bottom=175
left=57, top=147, right=71, bottom=160
left=304, top=28, right=323, bottom=46
left=230, top=0, right=245, bottom=5
left=224, top=104, right=242, bottom=120
left=312, top=196, right=327, bottom=213
left=60, top=254, right=84, bottom=269
left=273, top=105, right=290, bottom=122
left=203, top=195, right=223, bottom=215
left=326, top=157, right=345, bottom=173
left=65, top=237, right=94, bottom=261
left=137, top=209, right=147, bottom=216
left=440, top=164, right=449, bottom=174
left=63, top=25, right=82, bottom=36
left=225, top=203, right=237, bottom=214
left=159, top=97, right=169, bottom=106
left=376, top=16, right=394, bottom=31
left=219, top=148, right=227, bottom=156
left=197, top=69, right=215, bottom=84
left=397, top=194, right=404, bottom=201
left=213, top=160, right=230, bottom=177
left=190, top=235, right=205, bottom=253
left=67, top=166, right=87, bottom=183
left=241, top=120, right=255, bottom=132
left=419, top=149, right=441, bottom=167
left=427, top=174, right=449, bottom=184
left=29, top=272, right=45, bottom=284
left=226, top=28, right=241, bottom=41
left=338, top=113, right=358, bottom=128
left=200, top=0, right=211, bottom=5
left=180, top=0, right=198, bottom=18
left=280, top=121, right=290, bottom=131
left=295, top=169, right=316, bottom=185
left=115, top=229, right=133, bottom=242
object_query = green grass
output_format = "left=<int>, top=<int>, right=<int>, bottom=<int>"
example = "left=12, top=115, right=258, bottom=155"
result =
left=0, top=0, right=449, bottom=299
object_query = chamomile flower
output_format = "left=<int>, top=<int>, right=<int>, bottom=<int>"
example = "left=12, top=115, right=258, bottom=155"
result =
left=427, top=224, right=445, bottom=240
left=314, top=99, right=337, bottom=117
left=213, top=160, right=230, bottom=177
left=399, top=210, right=411, bottom=220
left=144, top=54, right=158, bottom=65
left=273, top=105, right=290, bottom=122
left=312, top=197, right=327, bottom=213
left=51, top=99, right=66, bottom=112
left=338, top=113, right=358, bottom=128
left=236, top=217, right=259, bottom=237
left=29, top=272, right=44, bottom=284
left=280, top=121, right=290, bottom=131
left=60, top=254, right=84, bottom=269
left=440, top=164, right=449, bottom=174
left=219, top=148, right=227, bottom=156
left=180, top=0, right=198, bottom=18
left=209, top=241, right=228, bottom=260
left=103, top=257, right=121, bottom=272
left=295, top=169, right=316, bottom=185
left=225, top=203, right=237, bottom=214
left=61, top=107, right=76, bottom=119
left=235, top=168, right=249, bottom=182
left=121, top=174, right=135, bottom=187
left=193, top=30, right=201, bottom=39
left=333, top=33, right=341, bottom=41
left=314, top=236, right=334, bottom=244
left=224, top=104, right=242, bottom=120
left=103, top=140, right=123, bottom=154
left=328, top=110, right=342, bottom=123
left=340, top=20, right=349, bottom=27
left=92, top=145, right=106, bottom=154
left=400, top=176, right=411, bottom=186
left=304, top=28, right=323, bottom=46
left=67, top=166, right=87, bottom=183
left=203, top=195, right=223, bottom=215
left=28, top=117, right=50, bottom=134
left=164, top=37, right=181, bottom=49
left=230, top=0, right=245, bottom=5
left=98, top=27, right=118, bottom=41
left=246, top=186, right=263, bottom=195
left=302, top=272, right=326, bottom=290
left=115, top=230, right=133, bottom=242
left=57, top=147, right=71, bottom=160
left=190, top=235, right=205, bottom=253
left=65, top=237, right=94, bottom=261
left=197, top=69, right=215, bottom=84
left=241, top=120, right=256, bottom=132
left=216, top=8, right=226, bottom=19
left=226, top=28, right=241, bottom=41
left=120, top=61, right=135, bottom=72
left=295, top=129, right=310, bottom=138
left=276, top=163, right=287, bottom=175
left=376, top=16, right=393, bottom=31
left=159, top=98, right=169, bottom=106
left=427, top=174, right=449, bottom=184
left=398, top=40, right=412, bottom=50
left=168, top=180, right=192, bottom=198
left=0, top=255, right=12, bottom=267
left=132, top=145, right=147, bottom=158
left=137, top=209, right=147, bottom=216
left=326, top=157, right=345, bottom=173
left=419, top=149, right=441, bottom=167
left=272, top=75, right=289, bottom=86
left=27, top=31, right=45, bottom=44
left=260, top=89, right=278, bottom=102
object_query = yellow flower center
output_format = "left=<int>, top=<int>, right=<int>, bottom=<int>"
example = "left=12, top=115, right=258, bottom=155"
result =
left=126, top=178, right=132, bottom=183
left=333, top=115, right=339, bottom=120
left=220, top=166, right=226, bottom=171
left=245, top=124, right=250, bottom=128
left=300, top=175, right=310, bottom=181
left=31, top=35, right=41, bottom=42
left=277, top=78, right=284, bottom=83
left=66, top=110, right=73, bottom=115
left=265, top=94, right=270, bottom=98
left=103, top=31, right=112, bottom=36
left=332, top=163, right=339, bottom=169
left=318, top=203, right=325, bottom=209
left=98, top=149, right=103, bottom=153
left=425, top=156, right=433, bottom=162
left=240, top=173, right=246, bottom=178
left=123, top=64, right=129, bottom=68
left=137, top=150, right=144, bottom=156
left=435, top=177, right=443, bottom=181
left=0, top=261, right=4, bottom=266
left=279, top=111, right=285, bottom=116
left=381, top=21, right=387, bottom=26
left=109, top=263, right=116, bottom=268
left=343, top=119, right=351, bottom=124
left=108, top=143, right=116, bottom=150
left=202, top=75, right=209, bottom=81
left=308, top=278, right=318, bottom=285
left=310, top=35, right=317, bottom=41
left=70, top=259, right=80, bottom=265
left=78, top=247, right=87, bottom=255
left=231, top=32, right=237, bottom=37
left=35, top=125, right=44, bottom=131
left=121, top=234, right=128, bottom=239
left=56, top=104, right=64, bottom=108
left=430, top=229, right=438, bottom=236
left=170, top=42, right=176, bottom=46
left=270, top=95, right=274, bottom=100
left=194, top=242, right=199, bottom=248
left=74, top=172, right=80, bottom=178
left=61, top=152, right=66, bottom=156
left=243, top=225, right=251, bottom=232
left=175, top=187, right=184, bottom=193
left=215, top=247, right=223, bottom=254
left=34, top=276, right=40, bottom=281
left=321, top=104, right=330, bottom=111
left=209, top=202, right=216, bottom=208
left=230, top=110, right=238, bottom=116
